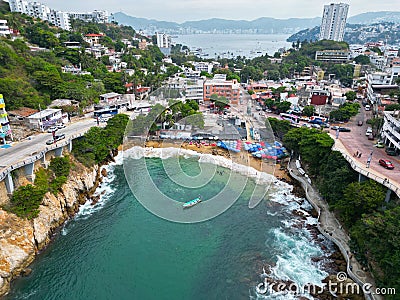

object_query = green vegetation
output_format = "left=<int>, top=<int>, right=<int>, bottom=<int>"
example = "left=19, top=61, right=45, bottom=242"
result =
left=384, top=104, right=400, bottom=111
left=72, top=114, right=129, bottom=166
left=329, top=102, right=360, bottom=121
left=302, top=105, right=315, bottom=117
left=345, top=90, right=357, bottom=101
left=0, top=7, right=171, bottom=111
left=210, top=94, right=229, bottom=111
left=5, top=156, right=71, bottom=219
left=270, top=118, right=399, bottom=297
left=283, top=127, right=334, bottom=173
left=354, top=55, right=370, bottom=65
left=267, top=117, right=292, bottom=140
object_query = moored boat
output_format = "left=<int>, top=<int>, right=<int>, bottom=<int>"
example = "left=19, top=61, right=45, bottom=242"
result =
left=183, top=197, right=202, bottom=208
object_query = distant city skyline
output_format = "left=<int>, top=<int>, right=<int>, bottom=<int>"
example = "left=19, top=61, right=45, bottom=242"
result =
left=36, top=0, right=399, bottom=23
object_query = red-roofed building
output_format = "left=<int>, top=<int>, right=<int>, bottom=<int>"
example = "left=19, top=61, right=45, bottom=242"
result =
left=125, top=83, right=134, bottom=93
left=84, top=33, right=104, bottom=46
left=135, top=86, right=151, bottom=100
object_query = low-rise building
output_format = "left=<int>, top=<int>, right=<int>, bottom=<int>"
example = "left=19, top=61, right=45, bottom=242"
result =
left=315, top=50, right=350, bottom=63
left=203, top=74, right=241, bottom=105
left=26, top=108, right=62, bottom=129
left=84, top=33, right=104, bottom=46
left=184, top=79, right=205, bottom=104
left=99, top=92, right=122, bottom=104
left=192, top=61, right=213, bottom=74
left=0, top=20, right=11, bottom=36
left=68, top=10, right=108, bottom=23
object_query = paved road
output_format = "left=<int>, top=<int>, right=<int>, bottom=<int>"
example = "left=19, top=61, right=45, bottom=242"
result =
left=0, top=117, right=96, bottom=168
left=328, top=105, right=400, bottom=187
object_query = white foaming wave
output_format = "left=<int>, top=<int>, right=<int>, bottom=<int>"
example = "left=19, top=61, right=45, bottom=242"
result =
left=124, top=146, right=289, bottom=187
left=254, top=290, right=300, bottom=300
left=269, top=192, right=300, bottom=211
left=305, top=216, right=318, bottom=226
left=269, top=227, right=328, bottom=289
left=69, top=151, right=123, bottom=224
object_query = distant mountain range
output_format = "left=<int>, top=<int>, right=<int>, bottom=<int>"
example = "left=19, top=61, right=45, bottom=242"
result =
left=112, top=11, right=400, bottom=35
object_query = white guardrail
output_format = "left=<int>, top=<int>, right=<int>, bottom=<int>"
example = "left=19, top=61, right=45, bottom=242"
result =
left=0, top=133, right=84, bottom=182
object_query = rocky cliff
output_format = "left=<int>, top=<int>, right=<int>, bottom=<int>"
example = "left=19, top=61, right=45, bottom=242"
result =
left=0, top=160, right=100, bottom=297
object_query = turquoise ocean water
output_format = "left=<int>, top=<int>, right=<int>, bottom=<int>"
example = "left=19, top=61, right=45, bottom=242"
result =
left=6, top=154, right=334, bottom=300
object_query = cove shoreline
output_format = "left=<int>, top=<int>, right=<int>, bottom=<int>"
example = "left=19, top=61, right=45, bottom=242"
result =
left=2, top=140, right=354, bottom=299
left=135, top=141, right=362, bottom=299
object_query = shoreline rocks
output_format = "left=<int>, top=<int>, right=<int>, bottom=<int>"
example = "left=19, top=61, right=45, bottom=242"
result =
left=0, top=155, right=108, bottom=297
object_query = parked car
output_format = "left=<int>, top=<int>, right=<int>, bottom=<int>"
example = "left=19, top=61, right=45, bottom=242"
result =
left=366, top=127, right=373, bottom=136
left=368, top=134, right=374, bottom=140
left=47, top=126, right=58, bottom=133
left=379, top=159, right=394, bottom=169
left=54, top=133, right=65, bottom=142
left=385, top=147, right=398, bottom=156
left=331, top=126, right=351, bottom=132
left=56, top=123, right=66, bottom=129
left=375, top=141, right=384, bottom=148
left=357, top=120, right=363, bottom=126
left=45, top=133, right=65, bottom=145
left=311, top=123, right=321, bottom=129
left=365, top=104, right=371, bottom=111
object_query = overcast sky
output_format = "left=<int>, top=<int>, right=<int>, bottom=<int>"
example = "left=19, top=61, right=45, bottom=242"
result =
left=39, top=0, right=399, bottom=23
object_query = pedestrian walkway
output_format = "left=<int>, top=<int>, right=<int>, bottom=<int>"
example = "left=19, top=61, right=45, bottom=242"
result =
left=288, top=158, right=382, bottom=300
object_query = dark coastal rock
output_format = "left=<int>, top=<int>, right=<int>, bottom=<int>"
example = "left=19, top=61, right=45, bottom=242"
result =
left=91, top=195, right=100, bottom=205
left=101, top=168, right=108, bottom=177
left=21, top=268, right=32, bottom=277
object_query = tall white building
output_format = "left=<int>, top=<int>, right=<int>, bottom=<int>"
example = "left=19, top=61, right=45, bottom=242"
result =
left=27, top=1, right=50, bottom=20
left=8, top=0, right=28, bottom=14
left=319, top=3, right=349, bottom=42
left=156, top=32, right=171, bottom=49
left=49, top=10, right=71, bottom=31
left=8, top=1, right=107, bottom=31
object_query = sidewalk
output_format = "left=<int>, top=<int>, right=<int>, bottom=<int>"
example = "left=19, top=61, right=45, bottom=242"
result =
left=288, top=158, right=382, bottom=300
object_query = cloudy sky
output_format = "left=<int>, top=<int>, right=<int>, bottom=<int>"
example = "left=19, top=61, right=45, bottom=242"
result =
left=39, top=0, right=399, bottom=22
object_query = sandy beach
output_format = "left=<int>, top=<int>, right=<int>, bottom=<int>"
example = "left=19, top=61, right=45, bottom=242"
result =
left=142, top=140, right=291, bottom=182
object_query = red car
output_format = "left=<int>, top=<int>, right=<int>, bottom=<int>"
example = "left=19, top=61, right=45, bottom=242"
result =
left=379, top=159, right=394, bottom=169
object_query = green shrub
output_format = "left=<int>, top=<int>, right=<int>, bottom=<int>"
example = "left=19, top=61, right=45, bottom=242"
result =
left=9, top=184, right=46, bottom=219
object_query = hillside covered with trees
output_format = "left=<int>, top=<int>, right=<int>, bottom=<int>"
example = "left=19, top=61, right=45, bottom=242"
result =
left=0, top=1, right=174, bottom=111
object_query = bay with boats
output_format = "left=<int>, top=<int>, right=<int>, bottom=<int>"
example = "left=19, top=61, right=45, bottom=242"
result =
left=172, top=33, right=292, bottom=59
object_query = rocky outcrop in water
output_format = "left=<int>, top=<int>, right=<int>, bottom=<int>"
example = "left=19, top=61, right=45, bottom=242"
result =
left=0, top=160, right=100, bottom=297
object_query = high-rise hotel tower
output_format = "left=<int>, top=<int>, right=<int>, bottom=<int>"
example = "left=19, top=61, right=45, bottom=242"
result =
left=319, top=3, right=349, bottom=42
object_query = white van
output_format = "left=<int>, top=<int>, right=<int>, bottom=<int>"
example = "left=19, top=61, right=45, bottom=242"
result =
left=366, top=127, right=373, bottom=136
left=365, top=105, right=371, bottom=111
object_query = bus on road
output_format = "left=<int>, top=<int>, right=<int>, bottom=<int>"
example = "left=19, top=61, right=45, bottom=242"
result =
left=279, top=113, right=300, bottom=123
